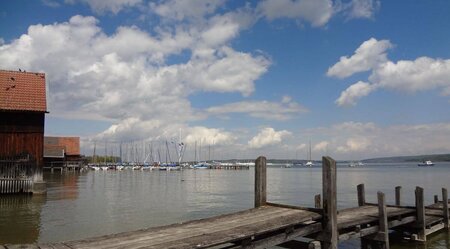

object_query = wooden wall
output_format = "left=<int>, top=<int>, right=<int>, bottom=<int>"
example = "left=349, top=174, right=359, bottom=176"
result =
left=0, top=111, right=45, bottom=168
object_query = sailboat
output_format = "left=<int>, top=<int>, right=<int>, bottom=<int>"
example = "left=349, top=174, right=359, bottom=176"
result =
left=305, top=140, right=314, bottom=167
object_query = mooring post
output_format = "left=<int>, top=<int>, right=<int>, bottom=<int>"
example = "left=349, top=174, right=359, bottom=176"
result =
left=255, top=156, right=267, bottom=208
left=415, top=186, right=426, bottom=242
left=443, top=188, right=449, bottom=229
left=322, top=156, right=337, bottom=249
left=378, top=191, right=390, bottom=249
left=434, top=195, right=439, bottom=204
left=395, top=186, right=401, bottom=206
left=357, top=184, right=365, bottom=206
left=315, top=194, right=322, bottom=208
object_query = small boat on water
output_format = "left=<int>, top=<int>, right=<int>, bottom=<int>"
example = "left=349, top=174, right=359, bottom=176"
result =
left=418, top=160, right=434, bottom=166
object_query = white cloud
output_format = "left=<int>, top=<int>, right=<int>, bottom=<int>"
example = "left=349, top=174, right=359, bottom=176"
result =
left=330, top=38, right=450, bottom=106
left=248, top=128, right=291, bottom=149
left=335, top=81, right=376, bottom=106
left=370, top=57, right=450, bottom=93
left=206, top=96, right=307, bottom=120
left=0, top=15, right=270, bottom=144
left=327, top=38, right=392, bottom=78
left=257, top=0, right=333, bottom=27
left=313, top=141, right=329, bottom=152
left=335, top=0, right=381, bottom=20
left=348, top=0, right=380, bottom=19
left=183, top=126, right=235, bottom=146
left=303, top=121, right=450, bottom=159
left=67, top=0, right=143, bottom=14
left=151, top=0, right=226, bottom=21
left=42, top=0, right=61, bottom=8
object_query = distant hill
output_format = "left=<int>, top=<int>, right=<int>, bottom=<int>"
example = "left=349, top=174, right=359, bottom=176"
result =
left=362, top=154, right=450, bottom=163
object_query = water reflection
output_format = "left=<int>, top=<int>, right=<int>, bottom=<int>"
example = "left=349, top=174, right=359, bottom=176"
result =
left=0, top=194, right=45, bottom=244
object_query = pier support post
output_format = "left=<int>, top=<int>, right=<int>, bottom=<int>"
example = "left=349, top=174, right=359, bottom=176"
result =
left=395, top=186, right=401, bottom=206
left=434, top=195, right=439, bottom=204
left=378, top=191, right=390, bottom=249
left=315, top=194, right=322, bottom=208
left=255, top=156, right=267, bottom=208
left=415, top=186, right=426, bottom=242
left=443, top=188, right=449, bottom=229
left=357, top=184, right=365, bottom=206
left=322, top=156, right=337, bottom=249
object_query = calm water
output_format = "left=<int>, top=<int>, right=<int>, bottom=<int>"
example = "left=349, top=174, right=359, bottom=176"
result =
left=1, top=162, right=449, bottom=248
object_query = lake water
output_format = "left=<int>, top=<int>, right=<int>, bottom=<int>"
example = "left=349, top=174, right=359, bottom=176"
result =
left=1, top=162, right=449, bottom=248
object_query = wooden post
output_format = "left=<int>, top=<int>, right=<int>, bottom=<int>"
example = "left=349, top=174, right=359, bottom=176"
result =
left=378, top=191, right=390, bottom=249
left=443, top=188, right=449, bottom=229
left=357, top=184, right=365, bottom=206
left=415, top=186, right=426, bottom=242
left=395, top=186, right=401, bottom=206
left=322, top=156, right=337, bottom=249
left=315, top=194, right=321, bottom=208
left=255, top=156, right=267, bottom=208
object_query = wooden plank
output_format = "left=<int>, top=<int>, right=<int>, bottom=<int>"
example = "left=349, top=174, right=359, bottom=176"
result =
left=255, top=156, right=266, bottom=208
left=426, top=223, right=445, bottom=236
left=114, top=211, right=322, bottom=249
left=395, top=186, right=401, bottom=206
left=443, top=188, right=449, bottom=229
left=337, top=206, right=414, bottom=229
left=415, top=186, right=426, bottom=242
left=338, top=215, right=416, bottom=241
left=357, top=184, right=365, bottom=206
left=64, top=207, right=321, bottom=249
left=231, top=223, right=322, bottom=249
left=266, top=202, right=322, bottom=214
left=322, top=156, right=337, bottom=249
left=66, top=206, right=294, bottom=248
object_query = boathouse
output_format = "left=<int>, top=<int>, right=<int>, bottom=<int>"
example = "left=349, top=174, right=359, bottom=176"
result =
left=44, top=136, right=83, bottom=170
left=0, top=69, right=47, bottom=194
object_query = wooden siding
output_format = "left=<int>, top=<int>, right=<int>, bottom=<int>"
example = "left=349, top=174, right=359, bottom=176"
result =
left=0, top=111, right=45, bottom=168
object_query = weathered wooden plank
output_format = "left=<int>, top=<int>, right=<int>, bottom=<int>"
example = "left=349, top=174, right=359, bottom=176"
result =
left=266, top=202, right=322, bottom=214
left=64, top=207, right=321, bottom=249
left=338, top=206, right=414, bottom=229
left=254, top=156, right=266, bottom=208
left=66, top=206, right=295, bottom=248
left=425, top=223, right=445, bottom=236
left=357, top=184, right=365, bottom=206
left=100, top=210, right=321, bottom=249
left=230, top=223, right=322, bottom=249
left=322, top=156, right=337, bottom=249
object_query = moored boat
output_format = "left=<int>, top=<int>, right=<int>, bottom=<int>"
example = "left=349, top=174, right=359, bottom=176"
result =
left=418, top=160, right=434, bottom=166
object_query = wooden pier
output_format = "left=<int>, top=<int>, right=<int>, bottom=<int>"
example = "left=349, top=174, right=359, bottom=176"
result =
left=5, top=156, right=450, bottom=249
left=43, top=161, right=84, bottom=173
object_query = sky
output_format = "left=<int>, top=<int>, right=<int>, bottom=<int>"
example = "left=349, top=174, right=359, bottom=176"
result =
left=1, top=0, right=450, bottom=161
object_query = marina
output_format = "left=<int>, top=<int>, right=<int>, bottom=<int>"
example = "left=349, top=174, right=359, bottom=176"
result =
left=2, top=157, right=449, bottom=249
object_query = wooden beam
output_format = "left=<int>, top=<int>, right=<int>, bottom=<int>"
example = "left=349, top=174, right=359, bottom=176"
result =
left=357, top=184, right=365, bottom=206
left=315, top=194, right=321, bottom=209
left=415, top=186, right=426, bottom=243
left=443, top=188, right=449, bottom=229
left=434, top=195, right=439, bottom=204
left=395, top=186, right=401, bottom=206
left=378, top=191, right=389, bottom=249
left=322, top=156, right=337, bottom=249
left=255, top=156, right=267, bottom=208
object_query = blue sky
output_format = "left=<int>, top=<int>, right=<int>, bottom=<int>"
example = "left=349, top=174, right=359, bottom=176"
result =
left=1, top=0, right=450, bottom=160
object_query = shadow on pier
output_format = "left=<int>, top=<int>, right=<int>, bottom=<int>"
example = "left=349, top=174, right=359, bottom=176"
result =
left=4, top=156, right=449, bottom=249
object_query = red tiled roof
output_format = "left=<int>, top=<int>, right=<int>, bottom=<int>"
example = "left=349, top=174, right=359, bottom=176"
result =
left=0, top=69, right=47, bottom=112
left=44, top=136, right=80, bottom=156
